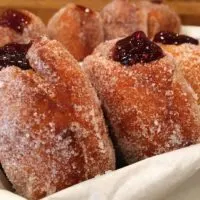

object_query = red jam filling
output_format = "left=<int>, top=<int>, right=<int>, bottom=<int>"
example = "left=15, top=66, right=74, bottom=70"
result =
left=0, top=43, right=32, bottom=70
left=154, top=31, right=199, bottom=45
left=0, top=9, right=31, bottom=34
left=113, top=31, right=164, bottom=66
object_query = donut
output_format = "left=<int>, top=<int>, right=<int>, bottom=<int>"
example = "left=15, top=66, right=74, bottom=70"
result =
left=101, top=0, right=181, bottom=40
left=83, top=31, right=200, bottom=163
left=136, top=0, right=181, bottom=38
left=100, top=0, right=139, bottom=41
left=0, top=37, right=115, bottom=199
left=47, top=3, right=104, bottom=61
left=154, top=31, right=200, bottom=102
left=0, top=9, right=46, bottom=47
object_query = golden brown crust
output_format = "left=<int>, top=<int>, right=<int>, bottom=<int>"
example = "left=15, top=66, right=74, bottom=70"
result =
left=100, top=0, right=181, bottom=40
left=101, top=0, right=139, bottom=40
left=47, top=3, right=104, bottom=61
left=0, top=38, right=115, bottom=200
left=158, top=43, right=200, bottom=103
left=145, top=2, right=181, bottom=38
left=83, top=40, right=200, bottom=163
left=0, top=9, right=47, bottom=47
left=136, top=1, right=181, bottom=38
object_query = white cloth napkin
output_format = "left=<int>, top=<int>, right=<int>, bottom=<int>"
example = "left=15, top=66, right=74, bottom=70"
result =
left=0, top=190, right=26, bottom=200
left=43, top=144, right=200, bottom=200
left=181, top=25, right=200, bottom=39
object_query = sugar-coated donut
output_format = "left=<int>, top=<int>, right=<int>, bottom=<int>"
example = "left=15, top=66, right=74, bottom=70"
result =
left=101, top=0, right=181, bottom=40
left=154, top=31, right=200, bottom=102
left=0, top=9, right=46, bottom=46
left=83, top=31, right=200, bottom=163
left=47, top=3, right=104, bottom=61
left=137, top=1, right=181, bottom=38
left=101, top=0, right=139, bottom=41
left=0, top=37, right=115, bottom=200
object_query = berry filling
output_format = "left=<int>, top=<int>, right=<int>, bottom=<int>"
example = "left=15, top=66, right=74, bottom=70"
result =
left=154, top=31, right=199, bottom=45
left=0, top=9, right=31, bottom=34
left=0, top=43, right=32, bottom=70
left=113, top=31, right=164, bottom=66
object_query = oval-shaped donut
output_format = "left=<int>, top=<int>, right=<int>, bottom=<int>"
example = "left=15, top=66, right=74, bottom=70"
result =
left=0, top=37, right=115, bottom=200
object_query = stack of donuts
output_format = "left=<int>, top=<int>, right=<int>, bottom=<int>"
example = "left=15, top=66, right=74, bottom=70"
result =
left=0, top=1, right=200, bottom=200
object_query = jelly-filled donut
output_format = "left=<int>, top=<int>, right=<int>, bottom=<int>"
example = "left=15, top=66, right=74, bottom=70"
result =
left=154, top=31, right=200, bottom=102
left=0, top=9, right=46, bottom=46
left=83, top=31, right=200, bottom=163
left=47, top=3, right=104, bottom=61
left=101, top=0, right=181, bottom=40
left=0, top=37, right=115, bottom=200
